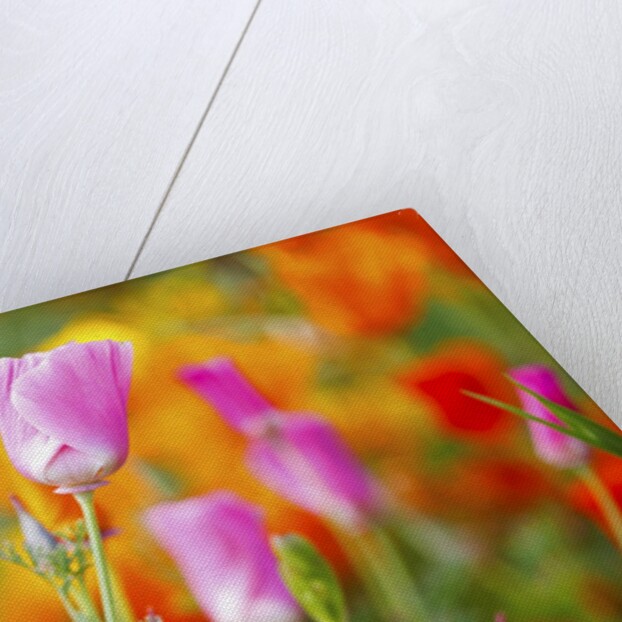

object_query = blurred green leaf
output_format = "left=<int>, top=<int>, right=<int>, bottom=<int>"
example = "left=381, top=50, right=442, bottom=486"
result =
left=134, top=460, right=185, bottom=499
left=0, top=512, right=16, bottom=536
left=316, top=360, right=357, bottom=389
left=465, top=383, right=622, bottom=459
left=0, top=287, right=114, bottom=357
left=273, top=534, right=349, bottom=622
left=0, top=305, right=72, bottom=356
left=407, top=288, right=557, bottom=368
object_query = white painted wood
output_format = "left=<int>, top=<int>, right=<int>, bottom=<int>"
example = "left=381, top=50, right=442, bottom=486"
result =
left=0, top=0, right=257, bottom=312
left=133, top=0, right=622, bottom=419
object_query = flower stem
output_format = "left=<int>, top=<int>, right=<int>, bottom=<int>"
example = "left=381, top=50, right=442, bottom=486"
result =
left=579, top=466, right=622, bottom=550
left=109, top=561, right=136, bottom=622
left=334, top=530, right=390, bottom=618
left=71, top=578, right=103, bottom=621
left=337, top=527, right=427, bottom=622
left=74, top=492, right=117, bottom=622
left=55, top=588, right=84, bottom=622
left=371, top=525, right=429, bottom=622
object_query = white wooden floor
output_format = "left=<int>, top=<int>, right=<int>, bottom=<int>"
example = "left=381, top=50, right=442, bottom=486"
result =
left=1, top=1, right=620, bottom=420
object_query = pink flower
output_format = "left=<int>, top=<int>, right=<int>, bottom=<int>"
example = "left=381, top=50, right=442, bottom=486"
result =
left=179, top=358, right=380, bottom=528
left=179, top=357, right=273, bottom=434
left=509, top=365, right=589, bottom=468
left=249, top=415, right=379, bottom=527
left=0, top=340, right=132, bottom=493
left=144, top=492, right=301, bottom=622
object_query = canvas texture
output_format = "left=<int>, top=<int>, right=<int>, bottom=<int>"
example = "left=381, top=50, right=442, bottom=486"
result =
left=0, top=209, right=618, bottom=622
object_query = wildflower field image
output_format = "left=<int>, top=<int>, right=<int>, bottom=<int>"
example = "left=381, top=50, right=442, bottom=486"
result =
left=1, top=209, right=621, bottom=622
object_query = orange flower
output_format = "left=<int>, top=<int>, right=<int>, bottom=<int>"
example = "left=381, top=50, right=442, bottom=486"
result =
left=427, top=457, right=554, bottom=517
left=398, top=340, right=516, bottom=438
left=257, top=210, right=430, bottom=335
left=569, top=452, right=622, bottom=540
left=358, top=209, right=476, bottom=279
left=0, top=564, right=67, bottom=621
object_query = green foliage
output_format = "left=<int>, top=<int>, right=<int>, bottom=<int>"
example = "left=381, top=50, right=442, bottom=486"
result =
left=135, top=459, right=186, bottom=499
left=0, top=289, right=113, bottom=358
left=465, top=378, right=622, bottom=459
left=407, top=287, right=556, bottom=367
left=273, top=534, right=349, bottom=622
left=0, top=518, right=92, bottom=615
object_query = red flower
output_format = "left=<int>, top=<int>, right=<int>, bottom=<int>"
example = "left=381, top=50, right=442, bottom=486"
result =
left=399, top=341, right=516, bottom=437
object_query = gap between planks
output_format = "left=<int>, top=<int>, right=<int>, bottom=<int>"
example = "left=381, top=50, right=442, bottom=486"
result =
left=124, top=0, right=265, bottom=281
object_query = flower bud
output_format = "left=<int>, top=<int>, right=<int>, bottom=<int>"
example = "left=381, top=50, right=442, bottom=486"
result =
left=0, top=341, right=132, bottom=493
left=10, top=496, right=59, bottom=564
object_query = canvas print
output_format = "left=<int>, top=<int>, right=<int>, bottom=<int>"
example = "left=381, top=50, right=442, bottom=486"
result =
left=0, top=209, right=620, bottom=622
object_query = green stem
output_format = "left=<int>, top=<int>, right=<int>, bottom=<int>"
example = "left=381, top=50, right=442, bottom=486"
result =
left=337, top=527, right=427, bottom=622
left=108, top=562, right=135, bottom=622
left=55, top=588, right=84, bottom=622
left=74, top=492, right=117, bottom=622
left=71, top=578, right=103, bottom=621
left=334, top=530, right=390, bottom=618
left=371, top=526, right=429, bottom=622
left=579, top=466, right=622, bottom=550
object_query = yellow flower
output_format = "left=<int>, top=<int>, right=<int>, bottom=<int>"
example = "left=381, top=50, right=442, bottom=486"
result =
left=113, top=264, right=228, bottom=331
left=39, top=316, right=152, bottom=382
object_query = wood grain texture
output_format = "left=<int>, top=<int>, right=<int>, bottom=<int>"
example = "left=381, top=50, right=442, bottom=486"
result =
left=133, top=0, right=622, bottom=419
left=0, top=0, right=257, bottom=311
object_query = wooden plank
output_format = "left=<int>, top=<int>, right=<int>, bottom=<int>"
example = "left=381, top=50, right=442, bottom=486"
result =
left=133, top=0, right=622, bottom=418
left=0, top=0, right=257, bottom=311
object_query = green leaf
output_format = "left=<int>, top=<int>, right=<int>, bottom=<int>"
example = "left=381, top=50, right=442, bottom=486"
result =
left=273, top=534, right=349, bottom=622
left=406, top=288, right=556, bottom=367
left=508, top=378, right=622, bottom=446
left=134, top=459, right=185, bottom=498
left=464, top=387, right=622, bottom=459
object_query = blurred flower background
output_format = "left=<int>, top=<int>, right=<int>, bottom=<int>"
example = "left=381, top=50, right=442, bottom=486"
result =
left=0, top=209, right=619, bottom=621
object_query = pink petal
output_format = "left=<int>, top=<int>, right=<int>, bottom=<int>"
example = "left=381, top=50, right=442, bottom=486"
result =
left=179, top=358, right=274, bottom=434
left=0, top=356, right=55, bottom=481
left=0, top=352, right=46, bottom=411
left=11, top=341, right=132, bottom=460
left=45, top=444, right=119, bottom=488
left=248, top=415, right=377, bottom=527
left=509, top=365, right=589, bottom=468
left=144, top=492, right=299, bottom=622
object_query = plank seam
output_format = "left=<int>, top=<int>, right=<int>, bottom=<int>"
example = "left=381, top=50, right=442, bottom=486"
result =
left=124, top=0, right=265, bottom=280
